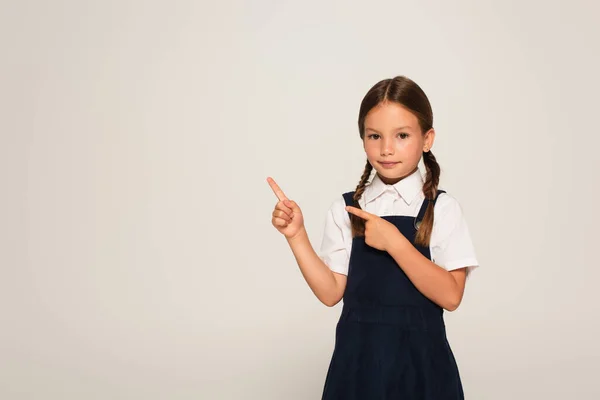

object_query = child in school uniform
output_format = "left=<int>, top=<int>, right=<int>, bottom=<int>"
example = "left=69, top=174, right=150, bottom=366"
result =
left=268, top=75, right=479, bottom=399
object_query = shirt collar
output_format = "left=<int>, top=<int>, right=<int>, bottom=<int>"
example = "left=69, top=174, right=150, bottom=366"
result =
left=363, top=168, right=424, bottom=206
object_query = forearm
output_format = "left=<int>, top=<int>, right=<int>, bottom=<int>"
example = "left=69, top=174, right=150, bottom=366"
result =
left=286, top=228, right=344, bottom=306
left=387, top=231, right=462, bottom=311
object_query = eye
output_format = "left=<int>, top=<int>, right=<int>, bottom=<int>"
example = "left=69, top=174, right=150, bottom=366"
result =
left=398, top=133, right=409, bottom=139
left=367, top=133, right=380, bottom=140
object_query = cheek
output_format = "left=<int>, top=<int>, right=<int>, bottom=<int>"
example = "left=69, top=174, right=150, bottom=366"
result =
left=396, top=140, right=411, bottom=149
left=393, top=138, right=420, bottom=153
left=364, top=142, right=378, bottom=156
left=405, top=138, right=424, bottom=153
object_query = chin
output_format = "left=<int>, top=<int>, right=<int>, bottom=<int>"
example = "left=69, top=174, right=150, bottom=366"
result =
left=374, top=166, right=412, bottom=182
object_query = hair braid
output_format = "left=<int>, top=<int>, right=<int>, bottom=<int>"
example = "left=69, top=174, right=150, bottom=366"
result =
left=415, top=150, right=441, bottom=246
left=350, top=160, right=373, bottom=237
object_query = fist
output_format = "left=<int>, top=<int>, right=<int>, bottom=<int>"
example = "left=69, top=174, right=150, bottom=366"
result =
left=267, top=177, right=305, bottom=240
left=345, top=206, right=400, bottom=251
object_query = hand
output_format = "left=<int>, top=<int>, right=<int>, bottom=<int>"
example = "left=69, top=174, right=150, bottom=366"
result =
left=267, top=177, right=305, bottom=240
left=345, top=206, right=401, bottom=251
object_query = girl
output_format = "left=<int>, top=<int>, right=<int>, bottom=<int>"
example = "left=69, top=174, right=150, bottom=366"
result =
left=267, top=75, right=478, bottom=399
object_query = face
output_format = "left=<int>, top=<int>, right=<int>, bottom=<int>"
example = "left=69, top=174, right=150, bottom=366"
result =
left=363, top=101, right=435, bottom=185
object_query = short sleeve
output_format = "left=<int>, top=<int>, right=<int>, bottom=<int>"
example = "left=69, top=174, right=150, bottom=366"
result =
left=318, top=196, right=353, bottom=275
left=430, top=193, right=479, bottom=276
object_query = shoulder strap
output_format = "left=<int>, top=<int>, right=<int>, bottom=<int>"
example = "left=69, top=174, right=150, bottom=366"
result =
left=342, top=191, right=355, bottom=219
left=342, top=191, right=355, bottom=207
left=416, top=189, right=446, bottom=224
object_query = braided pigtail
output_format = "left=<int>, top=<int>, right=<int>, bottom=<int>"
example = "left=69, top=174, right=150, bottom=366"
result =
left=350, top=160, right=373, bottom=238
left=415, top=150, right=441, bottom=246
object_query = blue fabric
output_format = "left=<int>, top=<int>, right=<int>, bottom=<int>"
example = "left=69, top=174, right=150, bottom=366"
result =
left=321, top=190, right=464, bottom=399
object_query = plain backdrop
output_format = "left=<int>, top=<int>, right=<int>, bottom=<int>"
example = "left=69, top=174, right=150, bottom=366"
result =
left=2, top=0, right=599, bottom=399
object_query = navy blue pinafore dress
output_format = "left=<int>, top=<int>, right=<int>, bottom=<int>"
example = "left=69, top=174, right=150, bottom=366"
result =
left=321, top=190, right=464, bottom=400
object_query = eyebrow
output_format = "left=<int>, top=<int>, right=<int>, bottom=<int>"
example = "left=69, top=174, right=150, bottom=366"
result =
left=365, top=126, right=413, bottom=133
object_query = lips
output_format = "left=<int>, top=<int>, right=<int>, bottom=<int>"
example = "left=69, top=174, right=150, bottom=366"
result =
left=379, top=161, right=400, bottom=169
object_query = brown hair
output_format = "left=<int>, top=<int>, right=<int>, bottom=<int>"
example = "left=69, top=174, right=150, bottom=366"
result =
left=350, top=75, right=441, bottom=247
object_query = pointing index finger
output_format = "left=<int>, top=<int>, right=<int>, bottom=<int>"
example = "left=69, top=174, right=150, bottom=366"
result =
left=345, top=206, right=372, bottom=220
left=267, top=177, right=288, bottom=201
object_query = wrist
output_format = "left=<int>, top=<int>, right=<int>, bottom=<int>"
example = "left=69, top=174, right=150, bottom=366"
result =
left=386, top=229, right=408, bottom=253
left=286, top=227, right=307, bottom=243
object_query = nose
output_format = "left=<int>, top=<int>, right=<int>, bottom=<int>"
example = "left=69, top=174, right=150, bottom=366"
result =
left=380, top=137, right=394, bottom=156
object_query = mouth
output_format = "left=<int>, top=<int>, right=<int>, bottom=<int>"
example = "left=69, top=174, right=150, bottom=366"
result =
left=379, top=161, right=400, bottom=168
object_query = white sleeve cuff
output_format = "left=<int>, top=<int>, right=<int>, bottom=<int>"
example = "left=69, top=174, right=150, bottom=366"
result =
left=442, top=258, right=480, bottom=278
left=320, top=255, right=349, bottom=276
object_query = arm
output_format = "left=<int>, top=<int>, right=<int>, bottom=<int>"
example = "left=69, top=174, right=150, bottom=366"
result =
left=267, top=177, right=347, bottom=307
left=345, top=204, right=472, bottom=312
left=386, top=231, right=467, bottom=311
left=286, top=228, right=347, bottom=307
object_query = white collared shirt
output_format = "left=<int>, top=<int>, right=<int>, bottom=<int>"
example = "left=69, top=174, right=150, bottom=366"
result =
left=319, top=168, right=479, bottom=276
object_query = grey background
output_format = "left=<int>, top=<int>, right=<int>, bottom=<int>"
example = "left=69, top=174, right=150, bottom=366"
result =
left=2, top=0, right=599, bottom=399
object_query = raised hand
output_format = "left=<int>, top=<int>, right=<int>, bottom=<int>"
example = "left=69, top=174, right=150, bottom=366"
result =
left=345, top=206, right=400, bottom=251
left=267, top=177, right=305, bottom=239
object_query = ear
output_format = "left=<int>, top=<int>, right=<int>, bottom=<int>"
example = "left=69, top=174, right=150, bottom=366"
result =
left=423, top=128, right=436, bottom=152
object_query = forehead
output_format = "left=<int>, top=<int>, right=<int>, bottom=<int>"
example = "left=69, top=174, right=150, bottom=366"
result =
left=364, top=101, right=419, bottom=131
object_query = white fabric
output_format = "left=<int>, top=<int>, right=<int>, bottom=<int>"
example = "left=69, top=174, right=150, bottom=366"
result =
left=319, top=168, right=479, bottom=276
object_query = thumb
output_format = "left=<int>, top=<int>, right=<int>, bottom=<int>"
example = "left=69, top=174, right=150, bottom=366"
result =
left=284, top=199, right=300, bottom=212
